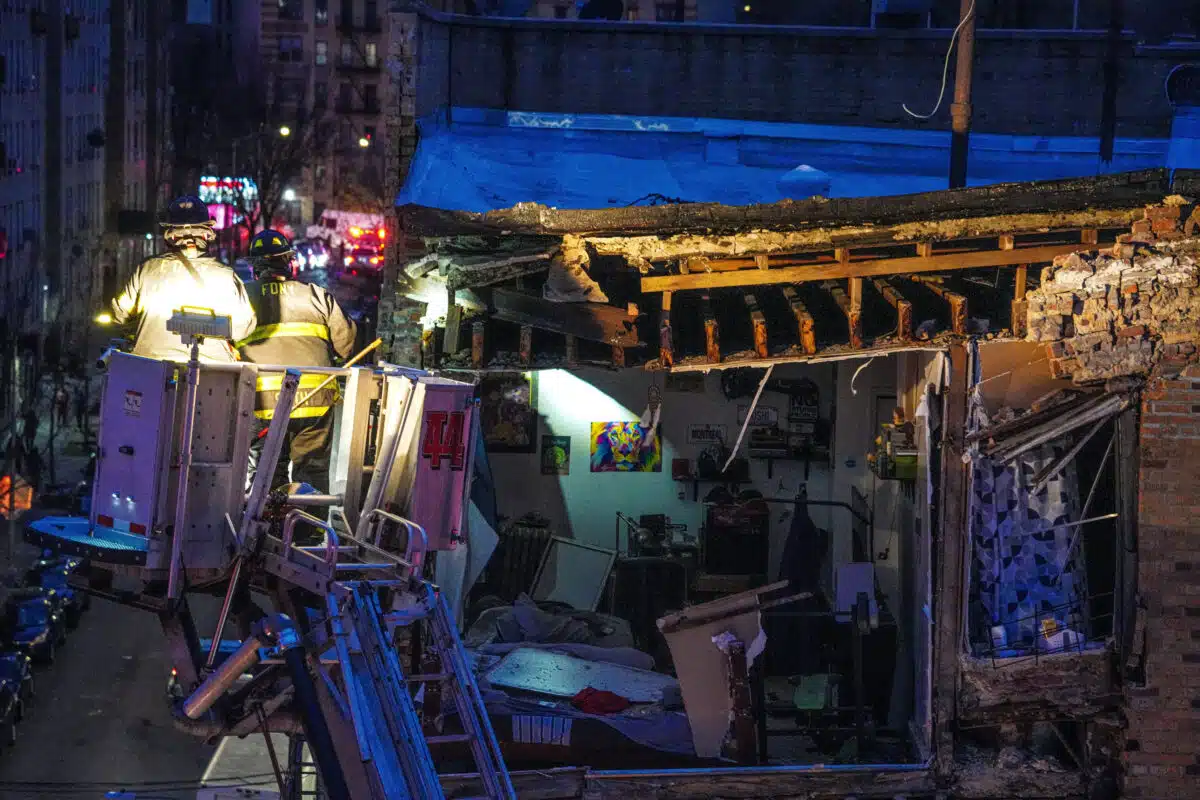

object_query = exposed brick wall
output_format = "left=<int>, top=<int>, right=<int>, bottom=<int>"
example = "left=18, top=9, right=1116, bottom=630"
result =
left=1027, top=204, right=1200, bottom=384
left=1126, top=370, right=1200, bottom=798
left=428, top=16, right=1184, bottom=138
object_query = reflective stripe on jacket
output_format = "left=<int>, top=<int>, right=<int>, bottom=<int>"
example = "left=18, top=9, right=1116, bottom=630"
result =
left=239, top=278, right=357, bottom=419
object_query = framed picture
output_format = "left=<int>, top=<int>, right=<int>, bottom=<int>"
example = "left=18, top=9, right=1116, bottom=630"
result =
left=541, top=436, right=571, bottom=475
left=479, top=372, right=537, bottom=453
left=590, top=421, right=662, bottom=473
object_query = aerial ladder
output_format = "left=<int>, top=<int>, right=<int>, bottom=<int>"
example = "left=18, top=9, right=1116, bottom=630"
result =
left=26, top=310, right=516, bottom=799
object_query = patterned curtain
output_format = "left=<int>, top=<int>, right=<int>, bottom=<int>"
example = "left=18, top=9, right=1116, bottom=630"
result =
left=970, top=443, right=1090, bottom=654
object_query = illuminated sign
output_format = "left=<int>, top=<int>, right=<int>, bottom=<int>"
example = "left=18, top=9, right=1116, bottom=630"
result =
left=198, top=176, right=259, bottom=206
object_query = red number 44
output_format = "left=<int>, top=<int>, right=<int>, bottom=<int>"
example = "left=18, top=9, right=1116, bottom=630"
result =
left=423, top=411, right=466, bottom=470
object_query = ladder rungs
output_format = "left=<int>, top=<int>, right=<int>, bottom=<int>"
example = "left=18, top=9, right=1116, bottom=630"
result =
left=426, top=734, right=474, bottom=745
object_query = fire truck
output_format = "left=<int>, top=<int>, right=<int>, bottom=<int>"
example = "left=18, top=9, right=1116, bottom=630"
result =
left=26, top=310, right=514, bottom=799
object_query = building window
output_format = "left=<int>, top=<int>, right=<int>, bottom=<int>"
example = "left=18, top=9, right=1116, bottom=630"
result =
left=278, top=0, right=303, bottom=21
left=315, top=40, right=328, bottom=65
left=313, top=81, right=327, bottom=108
left=364, top=0, right=377, bottom=27
left=314, top=0, right=327, bottom=25
left=337, top=82, right=352, bottom=109
left=278, top=36, right=304, bottom=62
left=340, top=41, right=352, bottom=65
left=364, top=42, right=377, bottom=67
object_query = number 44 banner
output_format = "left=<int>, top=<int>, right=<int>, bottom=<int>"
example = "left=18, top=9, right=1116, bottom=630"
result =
left=411, top=382, right=478, bottom=551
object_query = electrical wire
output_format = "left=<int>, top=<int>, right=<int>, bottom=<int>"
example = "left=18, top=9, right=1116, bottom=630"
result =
left=902, top=1, right=977, bottom=120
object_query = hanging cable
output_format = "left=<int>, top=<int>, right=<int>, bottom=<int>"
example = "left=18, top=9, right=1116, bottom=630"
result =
left=902, top=0, right=977, bottom=120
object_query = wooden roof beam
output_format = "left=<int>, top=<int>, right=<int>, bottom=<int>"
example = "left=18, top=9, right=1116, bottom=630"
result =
left=872, top=278, right=913, bottom=341
left=912, top=276, right=968, bottom=335
left=659, top=291, right=674, bottom=368
left=823, top=280, right=863, bottom=349
left=702, top=294, right=721, bottom=364
left=1011, top=264, right=1029, bottom=338
left=780, top=286, right=816, bottom=354
left=744, top=292, right=769, bottom=358
left=639, top=240, right=1108, bottom=293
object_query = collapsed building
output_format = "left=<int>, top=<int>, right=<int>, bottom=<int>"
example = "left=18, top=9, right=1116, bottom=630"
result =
left=362, top=166, right=1200, bottom=798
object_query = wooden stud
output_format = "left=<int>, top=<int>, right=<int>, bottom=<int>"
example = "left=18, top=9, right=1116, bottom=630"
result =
left=912, top=276, right=969, bottom=336
left=565, top=334, right=578, bottom=368
left=611, top=344, right=626, bottom=369
left=848, top=277, right=863, bottom=312
left=444, top=286, right=462, bottom=354
left=1081, top=228, right=1099, bottom=245
left=518, top=325, right=533, bottom=368
left=659, top=291, right=674, bottom=368
left=872, top=278, right=913, bottom=341
left=780, top=286, right=816, bottom=354
left=1012, top=264, right=1029, bottom=338
left=679, top=258, right=690, bottom=274
left=702, top=294, right=721, bottom=364
left=639, top=241, right=1097, bottom=293
left=421, top=328, right=436, bottom=369
left=744, top=293, right=769, bottom=359
left=998, top=234, right=1015, bottom=251
left=823, top=280, right=862, bottom=349
left=471, top=321, right=485, bottom=369
left=754, top=254, right=770, bottom=271
left=834, top=247, right=851, bottom=265
left=916, top=241, right=934, bottom=258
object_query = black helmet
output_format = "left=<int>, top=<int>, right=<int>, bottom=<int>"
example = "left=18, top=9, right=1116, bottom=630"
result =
left=162, top=195, right=213, bottom=227
left=249, top=229, right=295, bottom=277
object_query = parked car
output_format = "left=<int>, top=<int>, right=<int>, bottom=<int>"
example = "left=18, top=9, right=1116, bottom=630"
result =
left=0, top=673, right=21, bottom=746
left=295, top=239, right=330, bottom=272
left=6, top=596, right=64, bottom=664
left=0, top=652, right=34, bottom=709
left=28, top=566, right=88, bottom=629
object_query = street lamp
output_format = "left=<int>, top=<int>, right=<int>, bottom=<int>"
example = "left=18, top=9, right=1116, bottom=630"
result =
left=94, top=312, right=113, bottom=325
left=283, top=188, right=297, bottom=202
left=358, top=137, right=370, bottom=148
left=279, top=126, right=292, bottom=137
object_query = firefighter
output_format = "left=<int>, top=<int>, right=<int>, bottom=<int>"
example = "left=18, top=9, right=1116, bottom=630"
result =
left=110, top=195, right=256, bottom=363
left=239, top=229, right=356, bottom=496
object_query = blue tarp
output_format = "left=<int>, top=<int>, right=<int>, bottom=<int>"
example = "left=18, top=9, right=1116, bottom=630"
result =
left=397, top=107, right=1170, bottom=212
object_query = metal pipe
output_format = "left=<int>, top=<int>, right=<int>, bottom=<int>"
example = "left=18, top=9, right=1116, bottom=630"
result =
left=281, top=493, right=343, bottom=507
left=172, top=710, right=303, bottom=738
left=183, top=635, right=265, bottom=719
left=167, top=340, right=203, bottom=601
left=948, top=0, right=977, bottom=188
left=334, top=562, right=396, bottom=572
left=206, top=557, right=245, bottom=669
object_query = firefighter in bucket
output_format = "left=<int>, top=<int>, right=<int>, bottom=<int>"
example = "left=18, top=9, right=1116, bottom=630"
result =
left=239, top=229, right=357, bottom=510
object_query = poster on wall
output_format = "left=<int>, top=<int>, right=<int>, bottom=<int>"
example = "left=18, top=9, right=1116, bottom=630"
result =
left=590, top=422, right=662, bottom=473
left=737, top=404, right=778, bottom=427
left=687, top=424, right=727, bottom=445
left=540, top=436, right=571, bottom=475
left=479, top=372, right=537, bottom=453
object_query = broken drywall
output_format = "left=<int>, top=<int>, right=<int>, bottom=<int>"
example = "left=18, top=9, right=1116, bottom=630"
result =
left=1026, top=205, right=1200, bottom=383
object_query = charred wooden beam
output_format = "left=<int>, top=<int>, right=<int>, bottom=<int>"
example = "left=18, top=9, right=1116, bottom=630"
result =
left=834, top=247, right=851, bottom=265
left=911, top=276, right=968, bottom=335
left=611, top=344, right=625, bottom=368
left=823, top=280, right=863, bottom=349
left=640, top=241, right=1107, bottom=293
left=444, top=286, right=462, bottom=354
left=421, top=328, right=436, bottom=369
left=659, top=291, right=674, bottom=368
left=518, top=325, right=533, bottom=368
left=998, top=233, right=1015, bottom=251
left=491, top=288, right=642, bottom=347
left=702, top=294, right=721, bottom=364
left=872, top=279, right=913, bottom=341
left=471, top=321, right=485, bottom=369
left=565, top=334, right=578, bottom=368
left=1012, top=264, right=1029, bottom=338
left=744, top=292, right=768, bottom=358
left=780, top=286, right=816, bottom=354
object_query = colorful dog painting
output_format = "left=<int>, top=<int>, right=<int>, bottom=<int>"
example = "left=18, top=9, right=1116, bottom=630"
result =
left=590, top=421, right=661, bottom=473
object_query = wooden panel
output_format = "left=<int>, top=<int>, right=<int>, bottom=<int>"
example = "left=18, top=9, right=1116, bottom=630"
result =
left=780, top=286, right=816, bottom=354
left=444, top=294, right=462, bottom=354
left=639, top=241, right=1105, bottom=293
left=492, top=288, right=642, bottom=347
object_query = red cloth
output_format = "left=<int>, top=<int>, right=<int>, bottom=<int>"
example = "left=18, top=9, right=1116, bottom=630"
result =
left=571, top=687, right=630, bottom=714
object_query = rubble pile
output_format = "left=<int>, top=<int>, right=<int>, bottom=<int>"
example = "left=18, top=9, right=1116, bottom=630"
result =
left=1026, top=201, right=1200, bottom=383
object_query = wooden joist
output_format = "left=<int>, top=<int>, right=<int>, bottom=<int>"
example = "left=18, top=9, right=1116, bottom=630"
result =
left=1012, top=264, right=1029, bottom=338
left=659, top=291, right=674, bottom=368
left=912, top=276, right=968, bottom=335
left=491, top=288, right=642, bottom=347
left=702, top=294, right=721, bottom=364
left=780, top=286, right=816, bottom=354
left=872, top=278, right=913, bottom=341
left=744, top=292, right=768, bottom=358
left=639, top=241, right=1106, bottom=293
left=471, top=321, right=485, bottom=369
left=823, top=280, right=863, bottom=349
left=518, top=325, right=533, bottom=368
